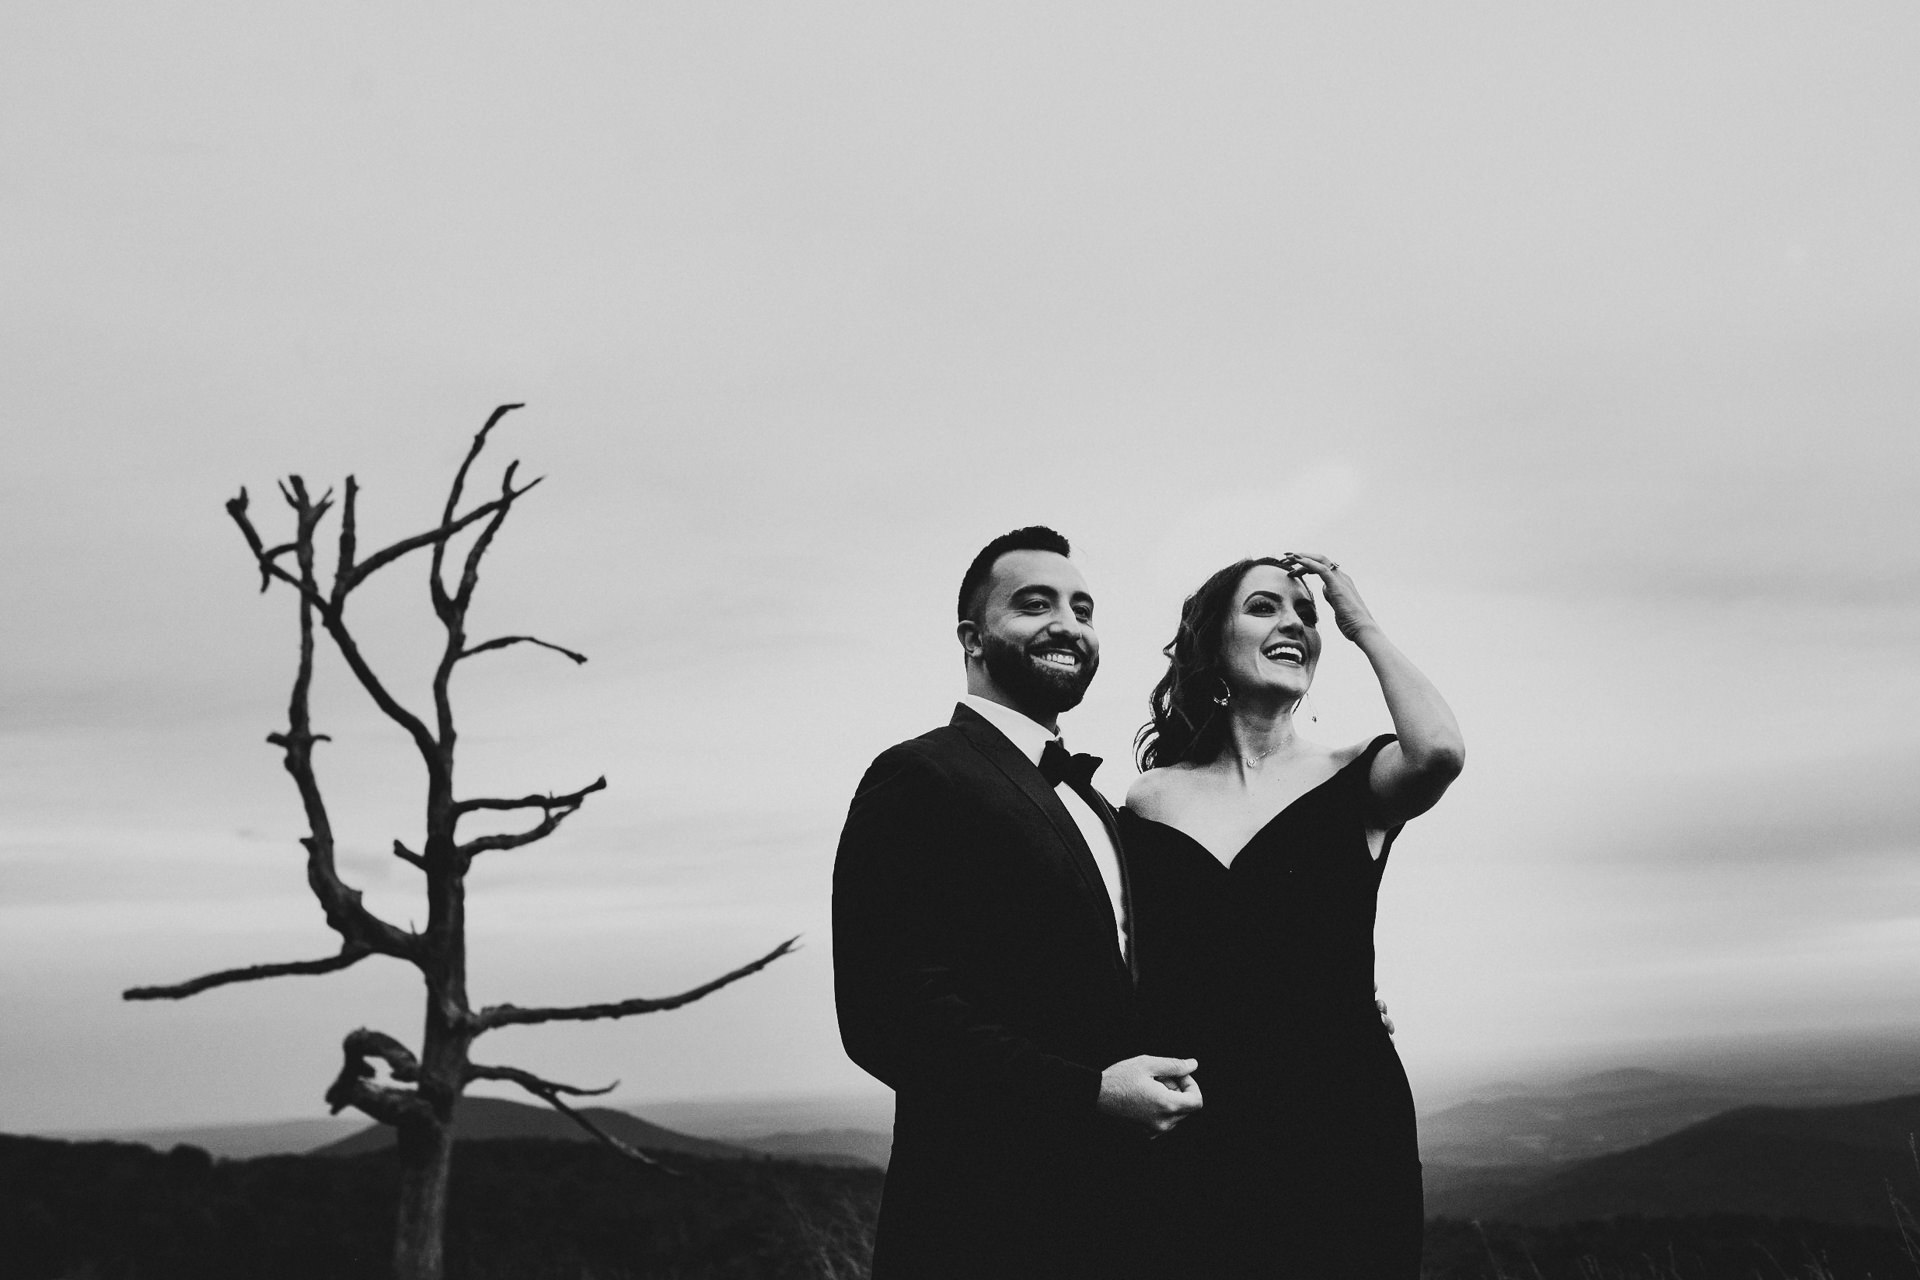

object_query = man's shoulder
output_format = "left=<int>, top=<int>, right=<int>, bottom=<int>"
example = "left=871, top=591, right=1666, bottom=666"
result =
left=842, top=722, right=990, bottom=827
left=867, top=718, right=973, bottom=771
left=852, top=709, right=1021, bottom=799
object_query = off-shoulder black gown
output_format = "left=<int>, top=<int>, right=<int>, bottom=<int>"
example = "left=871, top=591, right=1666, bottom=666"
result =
left=1121, top=734, right=1422, bottom=1278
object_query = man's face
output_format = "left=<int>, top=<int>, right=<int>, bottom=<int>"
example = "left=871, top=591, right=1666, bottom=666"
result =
left=966, top=549, right=1100, bottom=719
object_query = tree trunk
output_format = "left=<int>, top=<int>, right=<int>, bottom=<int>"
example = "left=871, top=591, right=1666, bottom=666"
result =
left=392, top=1114, right=455, bottom=1280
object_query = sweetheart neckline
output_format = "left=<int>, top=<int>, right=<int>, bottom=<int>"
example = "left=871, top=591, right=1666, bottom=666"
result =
left=1124, top=763, right=1350, bottom=871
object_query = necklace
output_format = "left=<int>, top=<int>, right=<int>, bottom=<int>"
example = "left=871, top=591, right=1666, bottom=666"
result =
left=1236, top=739, right=1292, bottom=769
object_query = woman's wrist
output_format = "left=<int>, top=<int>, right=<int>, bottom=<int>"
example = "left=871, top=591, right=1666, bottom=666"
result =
left=1344, top=619, right=1387, bottom=648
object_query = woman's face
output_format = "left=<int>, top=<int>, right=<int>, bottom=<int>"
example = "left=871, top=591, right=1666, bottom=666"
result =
left=1217, top=563, right=1322, bottom=703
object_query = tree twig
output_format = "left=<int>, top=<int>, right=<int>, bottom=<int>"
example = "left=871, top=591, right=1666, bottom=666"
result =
left=324, top=1028, right=432, bottom=1127
left=123, top=943, right=373, bottom=1001
left=450, top=460, right=526, bottom=615
left=477, top=937, right=799, bottom=1031
left=350, top=480, right=539, bottom=597
left=455, top=777, right=606, bottom=857
left=430, top=403, right=523, bottom=620
left=465, top=1061, right=671, bottom=1171
left=455, top=777, right=606, bottom=816
left=459, top=635, right=589, bottom=665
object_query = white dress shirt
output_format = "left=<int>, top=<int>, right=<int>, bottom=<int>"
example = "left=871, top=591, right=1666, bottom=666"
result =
left=960, top=694, right=1130, bottom=961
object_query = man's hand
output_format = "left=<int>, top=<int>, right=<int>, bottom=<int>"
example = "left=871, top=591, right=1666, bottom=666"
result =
left=1098, top=1055, right=1203, bottom=1134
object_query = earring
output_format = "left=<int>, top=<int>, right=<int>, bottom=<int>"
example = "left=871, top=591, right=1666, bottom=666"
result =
left=1211, top=683, right=1231, bottom=708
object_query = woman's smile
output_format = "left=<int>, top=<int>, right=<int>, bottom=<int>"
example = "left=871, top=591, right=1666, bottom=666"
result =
left=1260, top=640, right=1307, bottom=666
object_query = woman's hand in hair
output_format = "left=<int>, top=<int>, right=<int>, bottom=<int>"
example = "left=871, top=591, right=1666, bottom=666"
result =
left=1279, top=552, right=1376, bottom=643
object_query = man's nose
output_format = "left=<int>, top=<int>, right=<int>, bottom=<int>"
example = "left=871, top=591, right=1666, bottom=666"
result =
left=1045, top=612, right=1088, bottom=640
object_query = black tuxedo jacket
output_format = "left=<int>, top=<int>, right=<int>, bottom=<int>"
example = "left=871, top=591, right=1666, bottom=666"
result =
left=833, top=704, right=1150, bottom=1279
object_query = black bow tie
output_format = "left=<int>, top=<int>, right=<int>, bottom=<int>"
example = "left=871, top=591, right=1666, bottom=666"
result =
left=1039, top=738, right=1102, bottom=792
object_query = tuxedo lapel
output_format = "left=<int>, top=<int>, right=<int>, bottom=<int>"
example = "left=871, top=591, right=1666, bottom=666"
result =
left=950, top=705, right=1130, bottom=980
left=1080, top=787, right=1140, bottom=987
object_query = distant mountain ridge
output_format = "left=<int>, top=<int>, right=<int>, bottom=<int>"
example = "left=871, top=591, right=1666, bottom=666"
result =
left=735, top=1127, right=892, bottom=1169
left=310, top=1097, right=748, bottom=1160
left=1431, top=1091, right=1920, bottom=1226
left=309, top=1097, right=888, bottom=1168
left=54, top=1117, right=365, bottom=1160
left=1420, top=1067, right=1753, bottom=1167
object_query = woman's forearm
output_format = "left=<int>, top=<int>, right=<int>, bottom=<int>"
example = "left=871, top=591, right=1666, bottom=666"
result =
left=1351, top=623, right=1465, bottom=776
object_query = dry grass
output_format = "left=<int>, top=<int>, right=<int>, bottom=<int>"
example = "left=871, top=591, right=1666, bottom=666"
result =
left=780, top=1183, right=880, bottom=1280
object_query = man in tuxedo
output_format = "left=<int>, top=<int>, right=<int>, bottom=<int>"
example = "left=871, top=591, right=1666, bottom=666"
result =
left=833, top=526, right=1202, bottom=1279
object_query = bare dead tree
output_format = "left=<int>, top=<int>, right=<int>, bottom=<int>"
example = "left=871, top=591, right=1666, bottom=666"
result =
left=125, top=405, right=796, bottom=1280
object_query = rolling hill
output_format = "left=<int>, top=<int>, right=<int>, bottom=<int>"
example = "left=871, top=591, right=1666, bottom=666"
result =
left=1432, top=1091, right=1920, bottom=1226
left=1421, top=1068, right=1759, bottom=1168
left=310, top=1096, right=753, bottom=1161
left=732, top=1127, right=892, bottom=1169
left=52, top=1116, right=365, bottom=1159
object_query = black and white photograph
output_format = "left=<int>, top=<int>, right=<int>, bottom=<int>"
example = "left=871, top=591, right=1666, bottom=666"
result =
left=4, top=5, right=1918, bottom=1277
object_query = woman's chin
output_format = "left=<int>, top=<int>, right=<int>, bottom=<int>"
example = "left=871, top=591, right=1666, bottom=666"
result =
left=1232, top=676, right=1313, bottom=704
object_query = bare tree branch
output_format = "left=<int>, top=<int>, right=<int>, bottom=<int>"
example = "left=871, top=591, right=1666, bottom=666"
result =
left=231, top=426, right=541, bottom=774
left=476, top=937, right=799, bottom=1032
left=232, top=476, right=444, bottom=767
left=455, top=777, right=606, bottom=857
left=228, top=491, right=315, bottom=598
left=451, top=460, right=525, bottom=614
left=430, top=403, right=523, bottom=620
left=347, top=1028, right=422, bottom=1079
left=281, top=479, right=336, bottom=557
left=392, top=839, right=428, bottom=871
left=180, top=485, right=424, bottom=982
left=318, top=612, right=443, bottom=764
left=455, top=777, right=606, bottom=816
left=124, top=943, right=372, bottom=1001
left=465, top=1062, right=671, bottom=1171
left=349, top=420, right=537, bottom=602
left=325, top=1028, right=432, bottom=1127
left=336, top=475, right=359, bottom=600
left=455, top=815, right=581, bottom=857
left=266, top=488, right=418, bottom=963
left=350, top=480, right=540, bottom=597
left=459, top=635, right=588, bottom=665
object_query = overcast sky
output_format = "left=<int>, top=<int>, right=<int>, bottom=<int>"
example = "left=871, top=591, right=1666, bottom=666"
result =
left=4, top=3, right=1917, bottom=1131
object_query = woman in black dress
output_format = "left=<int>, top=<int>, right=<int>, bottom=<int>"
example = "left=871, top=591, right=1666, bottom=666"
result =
left=1122, top=552, right=1464, bottom=1278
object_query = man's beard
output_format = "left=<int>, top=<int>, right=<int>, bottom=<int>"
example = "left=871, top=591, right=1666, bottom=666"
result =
left=982, top=631, right=1098, bottom=718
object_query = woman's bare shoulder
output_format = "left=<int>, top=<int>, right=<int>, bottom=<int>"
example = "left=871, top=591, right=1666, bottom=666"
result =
left=1330, top=738, right=1374, bottom=771
left=1126, top=763, right=1203, bottom=821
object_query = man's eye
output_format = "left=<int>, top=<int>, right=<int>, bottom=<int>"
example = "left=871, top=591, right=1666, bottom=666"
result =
left=1074, top=607, right=1093, bottom=622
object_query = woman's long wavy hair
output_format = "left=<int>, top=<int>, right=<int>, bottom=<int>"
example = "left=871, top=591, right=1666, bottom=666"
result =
left=1134, top=556, right=1292, bottom=771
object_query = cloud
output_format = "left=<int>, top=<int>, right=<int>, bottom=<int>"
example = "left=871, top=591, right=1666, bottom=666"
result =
left=1580, top=749, right=1920, bottom=870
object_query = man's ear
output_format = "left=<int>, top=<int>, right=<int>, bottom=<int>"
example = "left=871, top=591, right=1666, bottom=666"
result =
left=956, top=618, right=983, bottom=660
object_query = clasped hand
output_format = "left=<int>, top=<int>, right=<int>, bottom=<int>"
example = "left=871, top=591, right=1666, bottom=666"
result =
left=1097, top=1054, right=1203, bottom=1135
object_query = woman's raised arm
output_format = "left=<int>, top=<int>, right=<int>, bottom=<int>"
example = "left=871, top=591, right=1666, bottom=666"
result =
left=1280, top=552, right=1464, bottom=826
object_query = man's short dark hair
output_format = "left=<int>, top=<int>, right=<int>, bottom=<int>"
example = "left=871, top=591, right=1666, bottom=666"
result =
left=957, top=526, right=1073, bottom=623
